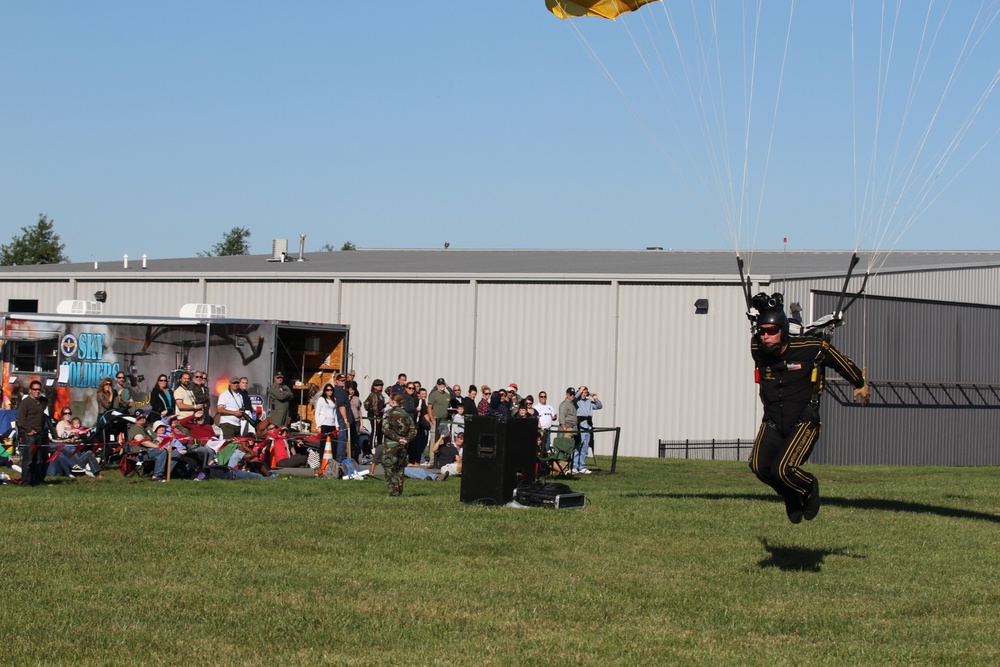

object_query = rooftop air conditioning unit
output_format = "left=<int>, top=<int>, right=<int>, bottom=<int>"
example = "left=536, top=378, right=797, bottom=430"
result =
left=179, top=303, right=228, bottom=319
left=268, top=238, right=289, bottom=262
left=56, top=300, right=103, bottom=316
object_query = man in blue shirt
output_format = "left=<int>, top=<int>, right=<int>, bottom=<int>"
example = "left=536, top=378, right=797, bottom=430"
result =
left=333, top=373, right=354, bottom=462
left=573, top=386, right=603, bottom=475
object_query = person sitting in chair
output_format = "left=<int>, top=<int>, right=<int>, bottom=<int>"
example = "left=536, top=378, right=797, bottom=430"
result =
left=128, top=415, right=171, bottom=482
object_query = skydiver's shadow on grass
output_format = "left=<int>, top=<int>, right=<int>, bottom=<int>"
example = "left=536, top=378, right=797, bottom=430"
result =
left=625, top=492, right=1000, bottom=524
left=757, top=537, right=864, bottom=572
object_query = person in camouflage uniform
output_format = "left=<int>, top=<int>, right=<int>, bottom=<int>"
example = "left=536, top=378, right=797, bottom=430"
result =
left=382, top=392, right=417, bottom=497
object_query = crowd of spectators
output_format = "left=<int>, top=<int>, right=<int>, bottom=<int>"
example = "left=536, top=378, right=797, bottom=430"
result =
left=4, top=368, right=602, bottom=486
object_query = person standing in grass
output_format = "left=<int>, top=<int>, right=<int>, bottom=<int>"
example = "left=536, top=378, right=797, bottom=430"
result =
left=749, top=292, right=869, bottom=524
left=267, top=372, right=293, bottom=428
left=382, top=392, right=417, bottom=497
left=17, top=380, right=49, bottom=486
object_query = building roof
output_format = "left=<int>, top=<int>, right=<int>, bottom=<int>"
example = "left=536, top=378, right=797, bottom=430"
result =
left=2, top=248, right=999, bottom=282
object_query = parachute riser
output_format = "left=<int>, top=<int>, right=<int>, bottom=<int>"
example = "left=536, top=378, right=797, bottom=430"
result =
left=799, top=254, right=870, bottom=341
left=736, top=255, right=756, bottom=329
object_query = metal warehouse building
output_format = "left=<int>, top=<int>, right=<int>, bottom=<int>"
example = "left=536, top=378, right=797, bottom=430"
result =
left=2, top=247, right=999, bottom=464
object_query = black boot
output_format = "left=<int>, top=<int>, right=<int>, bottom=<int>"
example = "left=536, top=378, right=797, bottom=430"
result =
left=803, top=479, right=820, bottom=521
left=784, top=494, right=803, bottom=524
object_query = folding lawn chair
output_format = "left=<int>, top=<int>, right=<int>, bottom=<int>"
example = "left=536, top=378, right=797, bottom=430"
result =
left=539, top=436, right=576, bottom=477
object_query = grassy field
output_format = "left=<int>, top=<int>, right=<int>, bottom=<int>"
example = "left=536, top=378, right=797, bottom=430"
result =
left=2, top=457, right=999, bottom=666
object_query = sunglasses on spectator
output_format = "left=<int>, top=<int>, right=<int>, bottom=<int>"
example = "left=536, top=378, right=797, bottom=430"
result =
left=29, top=386, right=41, bottom=392
left=759, top=325, right=781, bottom=335
left=158, top=379, right=168, bottom=383
left=62, top=411, right=71, bottom=416
left=116, top=375, right=125, bottom=380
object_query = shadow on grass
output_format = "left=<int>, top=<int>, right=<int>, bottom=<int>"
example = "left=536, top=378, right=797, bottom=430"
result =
left=625, top=492, right=1000, bottom=524
left=758, top=537, right=865, bottom=572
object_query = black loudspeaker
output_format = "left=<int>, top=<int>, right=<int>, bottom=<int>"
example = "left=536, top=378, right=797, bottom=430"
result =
left=460, top=415, right=538, bottom=504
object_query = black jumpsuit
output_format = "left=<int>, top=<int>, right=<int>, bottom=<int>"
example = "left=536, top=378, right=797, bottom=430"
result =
left=749, top=335, right=865, bottom=505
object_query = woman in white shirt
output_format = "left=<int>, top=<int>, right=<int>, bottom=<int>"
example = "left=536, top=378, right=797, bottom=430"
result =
left=314, top=383, right=337, bottom=443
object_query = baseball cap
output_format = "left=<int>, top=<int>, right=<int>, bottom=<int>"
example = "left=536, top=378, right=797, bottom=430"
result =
left=274, top=371, right=284, bottom=378
left=335, top=373, right=346, bottom=381
left=436, top=377, right=446, bottom=385
left=509, top=383, right=518, bottom=391
left=566, top=387, right=576, bottom=395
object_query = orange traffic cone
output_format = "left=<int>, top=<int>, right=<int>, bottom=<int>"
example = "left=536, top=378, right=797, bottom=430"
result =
left=318, top=437, right=333, bottom=477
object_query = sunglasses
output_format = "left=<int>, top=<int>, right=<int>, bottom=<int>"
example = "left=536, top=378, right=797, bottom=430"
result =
left=62, top=411, right=71, bottom=416
left=759, top=325, right=781, bottom=336
left=29, top=387, right=41, bottom=392
left=116, top=376, right=125, bottom=380
left=539, top=395, right=546, bottom=398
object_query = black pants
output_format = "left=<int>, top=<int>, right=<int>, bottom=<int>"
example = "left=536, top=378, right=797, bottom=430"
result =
left=20, top=434, right=48, bottom=487
left=409, top=428, right=428, bottom=464
left=369, top=417, right=383, bottom=447
left=749, top=419, right=821, bottom=502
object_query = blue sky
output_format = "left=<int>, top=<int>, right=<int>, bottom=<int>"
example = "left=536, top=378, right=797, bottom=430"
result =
left=2, top=1, right=998, bottom=263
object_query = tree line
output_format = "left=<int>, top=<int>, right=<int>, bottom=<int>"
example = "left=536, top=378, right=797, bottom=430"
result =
left=0, top=216, right=356, bottom=265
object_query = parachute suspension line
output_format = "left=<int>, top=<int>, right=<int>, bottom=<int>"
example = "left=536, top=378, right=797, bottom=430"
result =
left=855, top=0, right=896, bottom=259
left=869, top=0, right=943, bottom=258
left=650, top=1, right=744, bottom=252
left=738, top=0, right=759, bottom=266
left=612, top=7, right=737, bottom=244
left=746, top=0, right=797, bottom=273
left=563, top=20, right=683, bottom=176
left=850, top=0, right=862, bottom=252
left=667, top=2, right=740, bottom=250
left=867, top=0, right=961, bottom=266
left=642, top=3, right=746, bottom=242
left=870, top=7, right=1000, bottom=274
left=857, top=0, right=1000, bottom=277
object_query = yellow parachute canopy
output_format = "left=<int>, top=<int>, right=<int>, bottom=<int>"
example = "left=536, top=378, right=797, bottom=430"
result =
left=546, top=0, right=661, bottom=20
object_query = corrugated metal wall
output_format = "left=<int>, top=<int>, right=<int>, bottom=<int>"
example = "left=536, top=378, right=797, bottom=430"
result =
left=616, top=284, right=760, bottom=455
left=206, top=280, right=340, bottom=322
left=7, top=267, right=999, bottom=463
left=474, top=281, right=617, bottom=437
left=778, top=265, right=1000, bottom=324
left=814, top=292, right=1000, bottom=465
left=74, top=280, right=202, bottom=317
left=2, top=280, right=72, bottom=313
left=340, top=281, right=475, bottom=393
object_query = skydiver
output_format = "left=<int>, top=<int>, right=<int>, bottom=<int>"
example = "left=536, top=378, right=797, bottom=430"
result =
left=748, top=292, right=870, bottom=524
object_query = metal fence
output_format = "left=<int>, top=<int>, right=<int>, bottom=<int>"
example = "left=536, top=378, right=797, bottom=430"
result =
left=658, top=438, right=751, bottom=461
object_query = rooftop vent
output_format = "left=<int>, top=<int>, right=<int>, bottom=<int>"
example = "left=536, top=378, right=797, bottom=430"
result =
left=56, top=300, right=103, bottom=316
left=179, top=303, right=228, bottom=319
